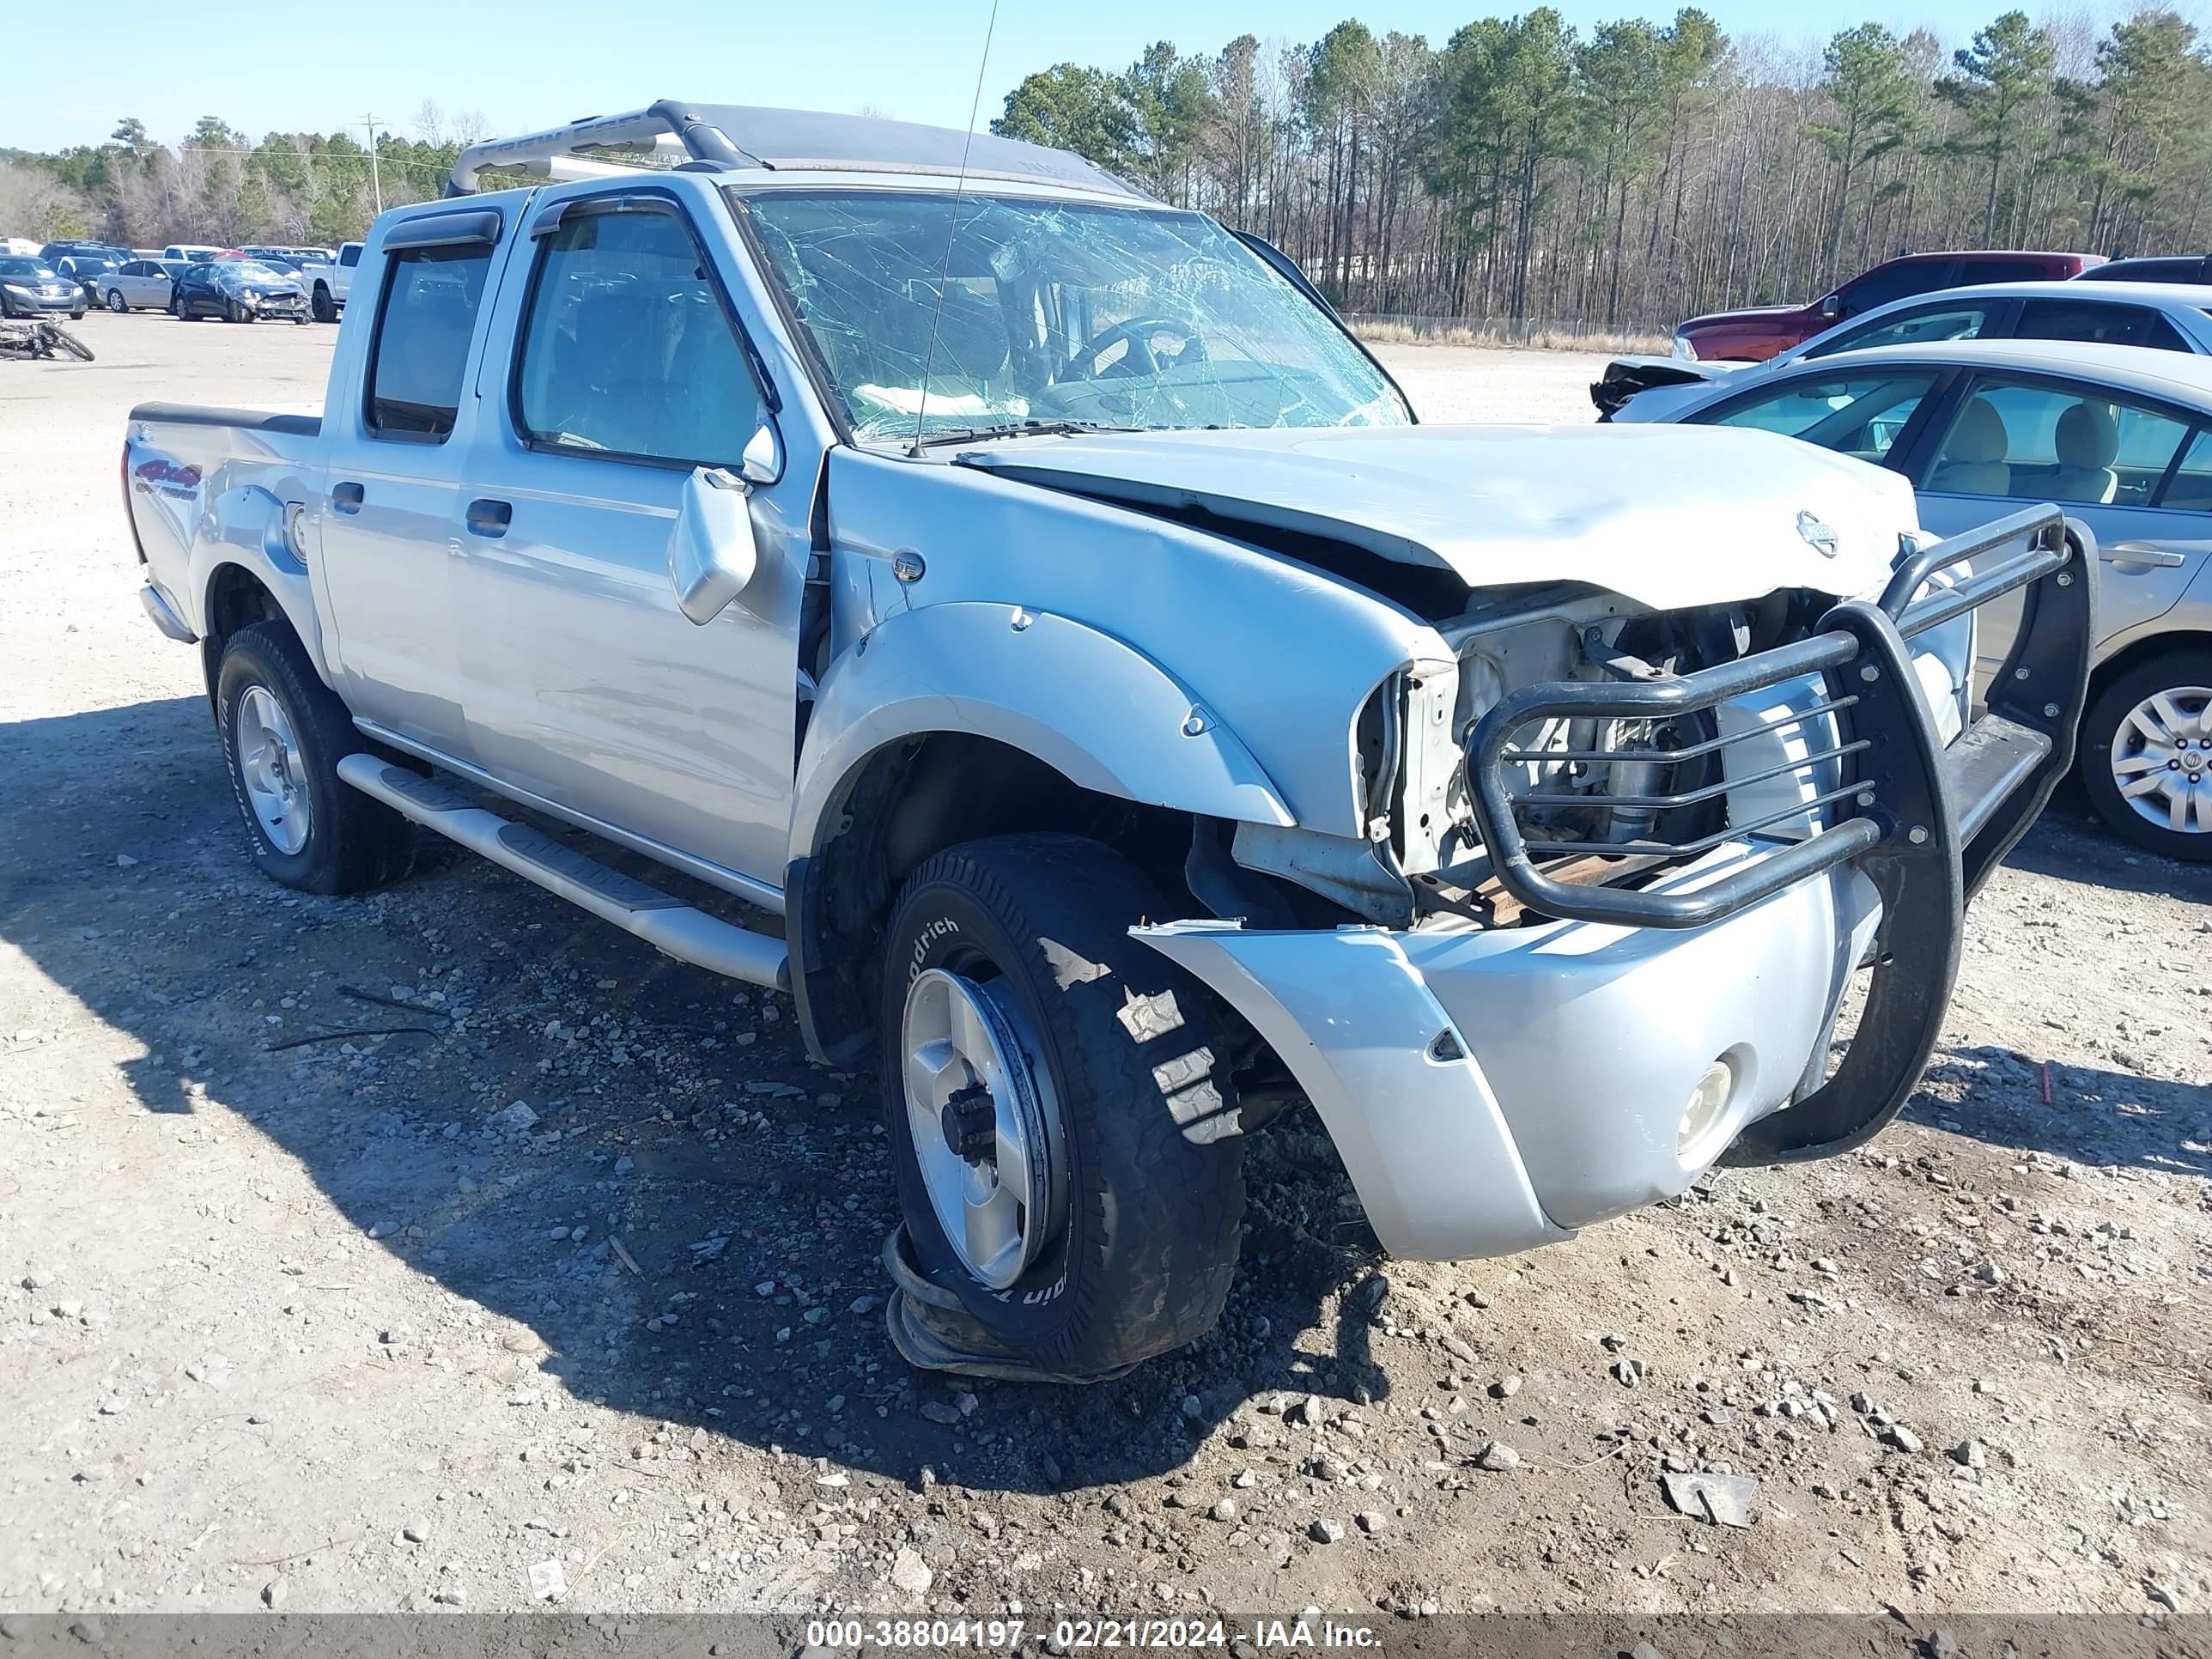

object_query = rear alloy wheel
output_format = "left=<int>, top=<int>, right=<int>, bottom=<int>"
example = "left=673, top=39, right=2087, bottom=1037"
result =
left=106, top=289, right=128, bottom=313
left=216, top=622, right=416, bottom=894
left=878, top=833, right=1244, bottom=1379
left=2080, top=648, right=2212, bottom=861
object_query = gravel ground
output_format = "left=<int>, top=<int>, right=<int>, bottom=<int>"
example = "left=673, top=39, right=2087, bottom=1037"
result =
left=2, top=313, right=2208, bottom=1624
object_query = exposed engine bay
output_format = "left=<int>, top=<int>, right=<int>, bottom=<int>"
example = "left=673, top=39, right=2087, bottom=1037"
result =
left=1226, top=581, right=1902, bottom=931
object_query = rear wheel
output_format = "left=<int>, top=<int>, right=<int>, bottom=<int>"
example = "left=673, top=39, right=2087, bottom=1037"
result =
left=2080, top=647, right=2212, bottom=861
left=878, top=833, right=1243, bottom=1378
left=215, top=622, right=416, bottom=894
left=106, top=289, right=128, bottom=313
left=311, top=283, right=336, bottom=324
left=46, top=325, right=92, bottom=362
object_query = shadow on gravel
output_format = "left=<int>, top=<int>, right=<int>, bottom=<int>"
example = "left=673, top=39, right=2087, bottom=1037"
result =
left=1999, top=791, right=2212, bottom=906
left=1913, top=1046, right=2211, bottom=1180
left=1, top=695, right=1386, bottom=1498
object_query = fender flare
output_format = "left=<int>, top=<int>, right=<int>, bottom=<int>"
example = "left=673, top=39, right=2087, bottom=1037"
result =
left=790, top=602, right=1294, bottom=864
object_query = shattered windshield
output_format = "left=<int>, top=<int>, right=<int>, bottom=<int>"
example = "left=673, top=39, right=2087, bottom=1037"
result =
left=733, top=188, right=1409, bottom=444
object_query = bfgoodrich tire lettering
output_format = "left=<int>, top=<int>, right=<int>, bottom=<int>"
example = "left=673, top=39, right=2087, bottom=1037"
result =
left=879, top=833, right=1245, bottom=1376
left=215, top=621, right=416, bottom=894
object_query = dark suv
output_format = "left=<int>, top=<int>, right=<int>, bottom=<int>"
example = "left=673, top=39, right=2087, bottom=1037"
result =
left=2078, top=254, right=2212, bottom=286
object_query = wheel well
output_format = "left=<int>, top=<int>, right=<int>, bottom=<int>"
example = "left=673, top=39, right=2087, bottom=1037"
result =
left=2087, top=629, right=2212, bottom=717
left=198, top=564, right=289, bottom=703
left=792, top=733, right=1197, bottom=1066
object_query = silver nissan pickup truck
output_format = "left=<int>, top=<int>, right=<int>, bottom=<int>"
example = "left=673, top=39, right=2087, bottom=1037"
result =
left=123, top=101, right=2094, bottom=1382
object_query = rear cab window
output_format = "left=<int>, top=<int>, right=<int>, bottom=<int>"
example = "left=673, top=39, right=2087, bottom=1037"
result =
left=364, top=244, right=495, bottom=442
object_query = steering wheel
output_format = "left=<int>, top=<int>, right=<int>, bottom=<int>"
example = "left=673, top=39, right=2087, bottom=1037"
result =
left=1069, top=316, right=1200, bottom=380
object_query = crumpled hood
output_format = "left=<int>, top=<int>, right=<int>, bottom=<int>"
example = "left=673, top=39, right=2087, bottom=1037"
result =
left=955, top=423, right=1916, bottom=611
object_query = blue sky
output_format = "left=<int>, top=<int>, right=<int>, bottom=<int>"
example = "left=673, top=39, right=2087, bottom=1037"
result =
left=6, top=0, right=2199, bottom=153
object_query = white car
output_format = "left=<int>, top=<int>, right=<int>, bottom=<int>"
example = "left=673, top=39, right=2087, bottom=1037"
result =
left=1596, top=281, right=2212, bottom=420
left=1622, top=339, right=2212, bottom=858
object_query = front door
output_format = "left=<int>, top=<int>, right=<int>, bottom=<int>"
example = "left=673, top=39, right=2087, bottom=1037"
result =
left=452, top=186, right=804, bottom=893
left=1905, top=372, right=2209, bottom=681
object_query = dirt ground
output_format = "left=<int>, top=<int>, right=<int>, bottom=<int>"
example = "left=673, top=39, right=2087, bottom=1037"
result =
left=2, top=315, right=2208, bottom=1626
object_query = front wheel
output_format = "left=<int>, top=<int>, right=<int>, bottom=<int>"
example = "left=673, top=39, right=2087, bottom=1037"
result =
left=878, top=833, right=1244, bottom=1379
left=2079, top=648, right=2212, bottom=860
left=215, top=622, right=416, bottom=894
left=46, top=324, right=92, bottom=362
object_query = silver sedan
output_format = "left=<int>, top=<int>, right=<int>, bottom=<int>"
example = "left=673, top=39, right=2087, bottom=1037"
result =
left=1621, top=338, right=2212, bottom=860
left=102, top=259, right=187, bottom=312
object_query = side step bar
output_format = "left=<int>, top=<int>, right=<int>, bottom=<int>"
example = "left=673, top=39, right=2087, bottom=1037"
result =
left=337, top=755, right=788, bottom=992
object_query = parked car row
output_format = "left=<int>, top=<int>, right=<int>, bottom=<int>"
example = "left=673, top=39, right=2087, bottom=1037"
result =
left=8, top=241, right=368, bottom=322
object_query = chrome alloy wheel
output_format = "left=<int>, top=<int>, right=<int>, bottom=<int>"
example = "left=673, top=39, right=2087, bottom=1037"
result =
left=900, top=968, right=1066, bottom=1291
left=2110, top=684, right=2212, bottom=837
left=234, top=685, right=312, bottom=854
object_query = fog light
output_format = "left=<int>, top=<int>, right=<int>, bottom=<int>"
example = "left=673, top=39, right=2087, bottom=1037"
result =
left=1678, top=1059, right=1735, bottom=1158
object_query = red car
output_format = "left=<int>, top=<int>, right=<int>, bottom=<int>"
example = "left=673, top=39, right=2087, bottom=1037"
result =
left=1672, top=250, right=2106, bottom=362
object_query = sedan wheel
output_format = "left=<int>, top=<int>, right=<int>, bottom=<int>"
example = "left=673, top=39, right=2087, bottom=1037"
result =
left=2080, top=649, right=2212, bottom=861
left=107, top=289, right=129, bottom=313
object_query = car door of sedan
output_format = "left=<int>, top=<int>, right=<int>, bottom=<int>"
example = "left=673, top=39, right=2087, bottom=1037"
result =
left=1900, top=370, right=2211, bottom=680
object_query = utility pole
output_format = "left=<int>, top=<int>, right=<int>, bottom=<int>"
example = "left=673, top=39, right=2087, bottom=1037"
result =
left=360, top=114, right=385, bottom=215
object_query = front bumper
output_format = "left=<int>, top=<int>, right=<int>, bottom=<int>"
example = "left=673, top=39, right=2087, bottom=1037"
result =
left=1138, top=506, right=2094, bottom=1260
left=240, top=293, right=307, bottom=319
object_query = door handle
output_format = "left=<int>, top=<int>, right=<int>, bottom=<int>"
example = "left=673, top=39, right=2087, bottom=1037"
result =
left=465, top=498, right=513, bottom=538
left=2101, top=542, right=2186, bottom=568
left=330, top=481, right=364, bottom=514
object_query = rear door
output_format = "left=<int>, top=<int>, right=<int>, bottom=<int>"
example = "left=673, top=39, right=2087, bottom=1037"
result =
left=449, top=176, right=808, bottom=892
left=1903, top=370, right=2208, bottom=678
left=314, top=210, right=510, bottom=760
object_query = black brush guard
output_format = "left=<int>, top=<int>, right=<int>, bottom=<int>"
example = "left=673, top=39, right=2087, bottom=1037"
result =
left=1463, top=504, right=2094, bottom=1164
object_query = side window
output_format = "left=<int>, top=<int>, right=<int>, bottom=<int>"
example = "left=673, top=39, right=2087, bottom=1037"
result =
left=1701, top=372, right=1936, bottom=463
left=514, top=206, right=762, bottom=465
left=1807, top=301, right=1999, bottom=359
left=338, top=245, right=361, bottom=269
left=1837, top=261, right=1953, bottom=317
left=2016, top=299, right=2189, bottom=352
left=1958, top=258, right=2053, bottom=285
left=364, top=244, right=494, bottom=442
left=1922, top=377, right=2191, bottom=505
left=2157, top=429, right=2212, bottom=514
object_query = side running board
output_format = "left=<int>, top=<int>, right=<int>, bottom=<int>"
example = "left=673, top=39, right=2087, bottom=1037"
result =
left=336, top=755, right=789, bottom=992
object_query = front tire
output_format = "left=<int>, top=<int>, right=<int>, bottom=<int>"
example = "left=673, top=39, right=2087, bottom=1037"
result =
left=215, top=622, right=416, bottom=894
left=2079, top=647, right=2212, bottom=861
left=878, top=833, right=1244, bottom=1378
